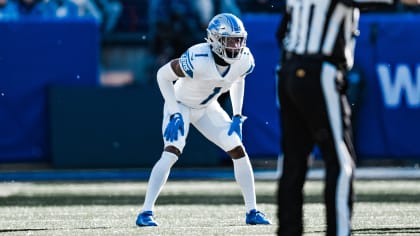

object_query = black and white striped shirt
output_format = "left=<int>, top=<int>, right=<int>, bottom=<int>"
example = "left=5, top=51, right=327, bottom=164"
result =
left=278, top=0, right=393, bottom=69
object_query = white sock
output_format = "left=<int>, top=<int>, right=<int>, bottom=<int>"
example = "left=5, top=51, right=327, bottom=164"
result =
left=233, top=156, right=257, bottom=213
left=142, top=151, right=178, bottom=212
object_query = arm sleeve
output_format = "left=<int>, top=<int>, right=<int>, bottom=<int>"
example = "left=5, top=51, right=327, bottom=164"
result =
left=156, top=61, right=181, bottom=114
left=229, top=77, right=245, bottom=116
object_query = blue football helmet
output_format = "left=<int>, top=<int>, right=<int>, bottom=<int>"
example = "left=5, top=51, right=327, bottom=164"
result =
left=206, top=13, right=247, bottom=64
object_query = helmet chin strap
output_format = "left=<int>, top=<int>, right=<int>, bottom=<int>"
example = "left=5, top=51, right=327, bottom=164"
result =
left=212, top=51, right=230, bottom=66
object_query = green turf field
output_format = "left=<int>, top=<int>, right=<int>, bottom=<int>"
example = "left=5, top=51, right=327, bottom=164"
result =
left=0, top=179, right=419, bottom=235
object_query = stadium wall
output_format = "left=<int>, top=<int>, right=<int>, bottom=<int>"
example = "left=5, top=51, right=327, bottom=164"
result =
left=0, top=14, right=419, bottom=168
left=48, top=85, right=220, bottom=168
left=241, top=13, right=420, bottom=162
left=0, top=19, right=100, bottom=163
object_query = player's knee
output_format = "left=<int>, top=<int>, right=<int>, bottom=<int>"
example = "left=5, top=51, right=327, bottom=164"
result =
left=227, top=146, right=246, bottom=159
left=164, top=145, right=181, bottom=157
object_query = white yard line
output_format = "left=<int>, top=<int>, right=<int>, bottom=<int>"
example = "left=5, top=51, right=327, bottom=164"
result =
left=254, top=167, right=420, bottom=180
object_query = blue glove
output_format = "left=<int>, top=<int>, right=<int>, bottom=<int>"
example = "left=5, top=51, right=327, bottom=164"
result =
left=228, top=115, right=246, bottom=140
left=164, top=113, right=185, bottom=142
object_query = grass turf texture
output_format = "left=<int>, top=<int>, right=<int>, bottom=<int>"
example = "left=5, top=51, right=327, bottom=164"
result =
left=0, top=180, right=419, bottom=235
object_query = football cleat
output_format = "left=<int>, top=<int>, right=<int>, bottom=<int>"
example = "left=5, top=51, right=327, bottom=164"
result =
left=245, top=209, right=272, bottom=225
left=136, top=211, right=158, bottom=227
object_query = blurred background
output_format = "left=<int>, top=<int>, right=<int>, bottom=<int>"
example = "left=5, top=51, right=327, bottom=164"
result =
left=0, top=0, right=419, bottom=172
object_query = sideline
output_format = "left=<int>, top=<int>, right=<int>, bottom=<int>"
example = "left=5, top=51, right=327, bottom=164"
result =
left=255, top=167, right=420, bottom=180
left=0, top=169, right=234, bottom=182
left=0, top=167, right=419, bottom=182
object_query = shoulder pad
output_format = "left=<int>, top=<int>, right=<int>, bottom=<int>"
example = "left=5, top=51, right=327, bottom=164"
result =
left=241, top=48, right=255, bottom=77
left=179, top=44, right=212, bottom=78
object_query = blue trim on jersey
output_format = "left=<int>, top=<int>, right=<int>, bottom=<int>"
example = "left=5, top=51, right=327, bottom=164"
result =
left=195, top=53, right=208, bottom=57
left=180, top=51, right=194, bottom=78
left=221, top=66, right=230, bottom=77
left=243, top=64, right=254, bottom=76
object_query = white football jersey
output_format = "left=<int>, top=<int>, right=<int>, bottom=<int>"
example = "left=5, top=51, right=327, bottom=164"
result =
left=175, top=43, right=255, bottom=109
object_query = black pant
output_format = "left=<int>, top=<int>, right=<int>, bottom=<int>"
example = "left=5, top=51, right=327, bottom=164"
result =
left=277, top=56, right=355, bottom=236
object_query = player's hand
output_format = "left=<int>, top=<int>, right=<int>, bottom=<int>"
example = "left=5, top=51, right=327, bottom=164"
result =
left=228, top=115, right=247, bottom=140
left=164, top=113, right=184, bottom=142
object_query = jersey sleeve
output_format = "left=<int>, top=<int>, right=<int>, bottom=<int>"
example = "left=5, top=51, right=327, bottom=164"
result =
left=241, top=49, right=255, bottom=77
left=179, top=49, right=195, bottom=78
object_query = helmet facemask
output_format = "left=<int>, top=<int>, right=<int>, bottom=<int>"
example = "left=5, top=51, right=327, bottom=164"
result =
left=221, top=36, right=246, bottom=60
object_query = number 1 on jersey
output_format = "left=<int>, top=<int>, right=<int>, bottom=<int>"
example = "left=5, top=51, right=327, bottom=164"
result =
left=200, top=87, right=222, bottom=105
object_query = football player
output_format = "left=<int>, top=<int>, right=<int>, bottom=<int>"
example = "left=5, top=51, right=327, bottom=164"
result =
left=136, top=13, right=271, bottom=227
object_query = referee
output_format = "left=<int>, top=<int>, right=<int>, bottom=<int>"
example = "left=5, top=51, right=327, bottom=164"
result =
left=276, top=0, right=418, bottom=235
